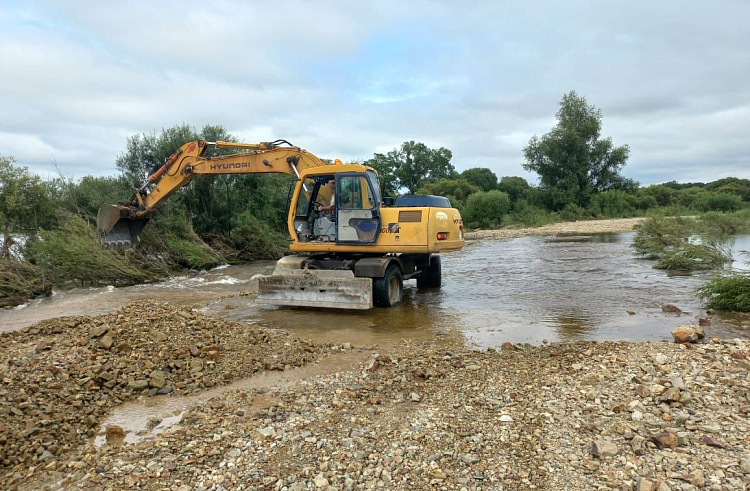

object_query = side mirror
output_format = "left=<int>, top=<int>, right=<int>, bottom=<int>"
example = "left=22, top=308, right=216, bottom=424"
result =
left=382, top=196, right=395, bottom=207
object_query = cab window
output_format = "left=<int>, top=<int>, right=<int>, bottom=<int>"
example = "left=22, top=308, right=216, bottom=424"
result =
left=338, top=175, right=374, bottom=210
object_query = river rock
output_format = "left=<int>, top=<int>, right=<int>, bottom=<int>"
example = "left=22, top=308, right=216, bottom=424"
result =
left=660, top=387, right=681, bottom=402
left=701, top=436, right=725, bottom=448
left=661, top=304, right=681, bottom=313
left=90, top=325, right=108, bottom=338
left=636, top=477, right=656, bottom=491
left=99, top=335, right=114, bottom=349
left=671, top=325, right=704, bottom=343
left=651, top=432, right=678, bottom=448
left=128, top=379, right=148, bottom=390
left=592, top=439, right=618, bottom=458
left=149, top=369, right=166, bottom=388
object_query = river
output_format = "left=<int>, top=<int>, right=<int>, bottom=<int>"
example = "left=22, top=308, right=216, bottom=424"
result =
left=2, top=233, right=749, bottom=346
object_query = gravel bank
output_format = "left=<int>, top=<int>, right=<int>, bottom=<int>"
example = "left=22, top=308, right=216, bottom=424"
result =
left=0, top=301, right=332, bottom=485
left=20, top=337, right=750, bottom=491
left=466, top=217, right=647, bottom=241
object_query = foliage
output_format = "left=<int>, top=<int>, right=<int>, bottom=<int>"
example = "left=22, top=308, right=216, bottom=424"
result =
left=497, top=176, right=531, bottom=203
left=0, top=259, right=51, bottom=306
left=460, top=168, right=497, bottom=192
left=697, top=270, right=750, bottom=311
left=523, top=91, right=632, bottom=210
left=365, top=141, right=455, bottom=195
left=0, top=156, right=58, bottom=238
left=653, top=241, right=732, bottom=271
left=26, top=216, right=162, bottom=287
left=633, top=217, right=694, bottom=260
left=463, top=190, right=511, bottom=229
left=589, top=190, right=635, bottom=218
left=417, top=179, right=479, bottom=202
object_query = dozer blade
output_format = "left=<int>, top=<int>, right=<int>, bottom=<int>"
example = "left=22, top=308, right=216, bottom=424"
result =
left=256, top=270, right=373, bottom=310
left=96, top=204, right=150, bottom=247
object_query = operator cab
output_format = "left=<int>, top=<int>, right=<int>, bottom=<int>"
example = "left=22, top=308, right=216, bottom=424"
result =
left=293, top=170, right=381, bottom=244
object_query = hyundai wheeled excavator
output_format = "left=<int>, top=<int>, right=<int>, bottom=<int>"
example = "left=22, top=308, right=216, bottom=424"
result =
left=97, top=139, right=464, bottom=309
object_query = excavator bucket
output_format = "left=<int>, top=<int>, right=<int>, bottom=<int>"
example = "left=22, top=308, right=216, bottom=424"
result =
left=97, top=204, right=150, bottom=247
left=256, top=269, right=373, bottom=309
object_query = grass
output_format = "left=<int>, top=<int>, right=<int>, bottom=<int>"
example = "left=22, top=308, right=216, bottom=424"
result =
left=696, top=272, right=750, bottom=311
left=0, top=259, right=51, bottom=306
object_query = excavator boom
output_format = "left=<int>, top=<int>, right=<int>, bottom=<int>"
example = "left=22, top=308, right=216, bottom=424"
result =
left=97, top=139, right=328, bottom=246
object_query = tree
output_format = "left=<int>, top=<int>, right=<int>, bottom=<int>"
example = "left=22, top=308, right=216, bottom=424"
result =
left=497, top=176, right=531, bottom=203
left=365, top=141, right=455, bottom=195
left=417, top=178, right=480, bottom=202
left=523, top=91, right=631, bottom=210
left=460, top=168, right=497, bottom=192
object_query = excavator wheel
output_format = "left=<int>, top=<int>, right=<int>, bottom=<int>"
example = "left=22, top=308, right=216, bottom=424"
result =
left=417, top=254, right=442, bottom=289
left=373, top=264, right=403, bottom=307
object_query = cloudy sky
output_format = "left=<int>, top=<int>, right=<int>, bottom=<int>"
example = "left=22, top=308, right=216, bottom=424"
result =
left=1, top=0, right=748, bottom=185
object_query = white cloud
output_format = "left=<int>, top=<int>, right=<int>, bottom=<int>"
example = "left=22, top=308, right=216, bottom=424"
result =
left=0, top=0, right=748, bottom=185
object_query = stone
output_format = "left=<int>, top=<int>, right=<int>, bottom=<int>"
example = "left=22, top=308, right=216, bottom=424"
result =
left=99, top=335, right=114, bottom=349
left=627, top=310, right=636, bottom=315
left=128, top=379, right=148, bottom=390
left=592, top=439, right=618, bottom=458
left=105, top=425, right=125, bottom=444
left=90, top=325, right=108, bottom=338
left=189, top=345, right=200, bottom=357
left=698, top=317, right=711, bottom=326
left=662, top=304, right=681, bottom=313
left=148, top=370, right=166, bottom=389
left=660, top=387, right=681, bottom=402
left=499, top=414, right=513, bottom=422
left=631, top=435, right=646, bottom=455
left=738, top=459, right=750, bottom=474
left=189, top=359, right=204, bottom=373
left=670, top=377, right=687, bottom=391
left=460, top=454, right=480, bottom=464
left=156, top=385, right=173, bottom=395
left=651, top=432, right=678, bottom=449
left=631, top=410, right=643, bottom=421
left=654, top=353, right=668, bottom=365
left=313, top=472, right=329, bottom=488
left=671, top=325, right=704, bottom=344
left=636, top=477, right=656, bottom=491
left=410, top=392, right=421, bottom=402
left=701, top=436, right=725, bottom=448
left=501, top=342, right=516, bottom=350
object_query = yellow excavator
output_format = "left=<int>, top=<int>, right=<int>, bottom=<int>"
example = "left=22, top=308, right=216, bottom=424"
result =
left=97, top=139, right=464, bottom=309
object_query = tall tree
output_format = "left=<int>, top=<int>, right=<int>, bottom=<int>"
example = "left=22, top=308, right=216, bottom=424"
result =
left=523, top=91, right=631, bottom=210
left=366, top=141, right=455, bottom=195
left=460, top=168, right=497, bottom=192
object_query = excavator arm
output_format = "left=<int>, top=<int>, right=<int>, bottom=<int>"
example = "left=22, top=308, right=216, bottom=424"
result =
left=97, top=139, right=330, bottom=246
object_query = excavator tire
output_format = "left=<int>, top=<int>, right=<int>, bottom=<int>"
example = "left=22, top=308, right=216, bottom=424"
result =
left=373, top=264, right=403, bottom=307
left=417, top=254, right=442, bottom=289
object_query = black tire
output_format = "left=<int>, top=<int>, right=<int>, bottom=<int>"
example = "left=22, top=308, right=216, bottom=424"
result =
left=373, top=264, right=403, bottom=307
left=417, top=254, right=442, bottom=289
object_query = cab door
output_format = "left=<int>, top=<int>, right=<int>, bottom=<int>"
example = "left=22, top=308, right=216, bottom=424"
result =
left=335, top=172, right=381, bottom=244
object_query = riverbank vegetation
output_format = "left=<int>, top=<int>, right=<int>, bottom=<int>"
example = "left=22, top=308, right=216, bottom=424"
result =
left=1, top=92, right=749, bottom=305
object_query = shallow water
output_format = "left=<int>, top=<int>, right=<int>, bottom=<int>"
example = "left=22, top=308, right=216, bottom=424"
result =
left=3, top=233, right=749, bottom=346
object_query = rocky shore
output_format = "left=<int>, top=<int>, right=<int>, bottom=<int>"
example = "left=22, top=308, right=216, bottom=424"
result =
left=4, top=321, right=747, bottom=490
left=0, top=301, right=334, bottom=487
left=466, top=217, right=647, bottom=241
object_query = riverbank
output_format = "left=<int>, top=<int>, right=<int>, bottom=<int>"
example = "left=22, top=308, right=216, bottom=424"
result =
left=6, top=331, right=747, bottom=490
left=466, top=217, right=647, bottom=241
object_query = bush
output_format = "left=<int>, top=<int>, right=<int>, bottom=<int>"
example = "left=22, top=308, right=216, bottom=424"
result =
left=26, top=216, right=161, bottom=287
left=463, top=190, right=511, bottom=229
left=0, top=259, right=51, bottom=306
left=559, top=203, right=586, bottom=221
left=697, top=272, right=750, bottom=311
left=654, top=241, right=732, bottom=271
left=589, top=190, right=634, bottom=217
left=633, top=217, right=693, bottom=259
left=696, top=191, right=743, bottom=212
left=226, top=211, right=288, bottom=260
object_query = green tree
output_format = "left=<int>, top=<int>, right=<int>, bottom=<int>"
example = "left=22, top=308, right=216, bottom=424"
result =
left=497, top=176, right=531, bottom=203
left=460, top=168, right=497, bottom=192
left=463, top=190, right=511, bottom=229
left=417, top=178, right=480, bottom=202
left=523, top=91, right=631, bottom=210
left=365, top=141, right=455, bottom=195
left=0, top=156, right=58, bottom=256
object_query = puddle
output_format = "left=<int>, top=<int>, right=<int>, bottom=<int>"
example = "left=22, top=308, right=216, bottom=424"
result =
left=94, top=351, right=367, bottom=447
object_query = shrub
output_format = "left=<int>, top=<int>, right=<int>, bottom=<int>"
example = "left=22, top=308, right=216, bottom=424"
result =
left=589, top=190, right=635, bottom=217
left=463, top=190, right=511, bottom=229
left=654, top=241, right=732, bottom=271
left=26, top=216, right=160, bottom=287
left=697, top=272, right=750, bottom=311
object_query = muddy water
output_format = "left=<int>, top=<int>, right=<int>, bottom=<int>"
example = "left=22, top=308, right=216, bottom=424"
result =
left=95, top=351, right=367, bottom=446
left=3, top=233, right=749, bottom=346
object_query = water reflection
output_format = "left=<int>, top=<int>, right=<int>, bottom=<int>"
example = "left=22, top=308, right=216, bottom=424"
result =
left=542, top=310, right=598, bottom=339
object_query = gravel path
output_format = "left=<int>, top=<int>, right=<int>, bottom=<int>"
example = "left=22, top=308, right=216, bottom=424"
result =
left=465, top=217, right=647, bottom=241
left=14, top=336, right=749, bottom=491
